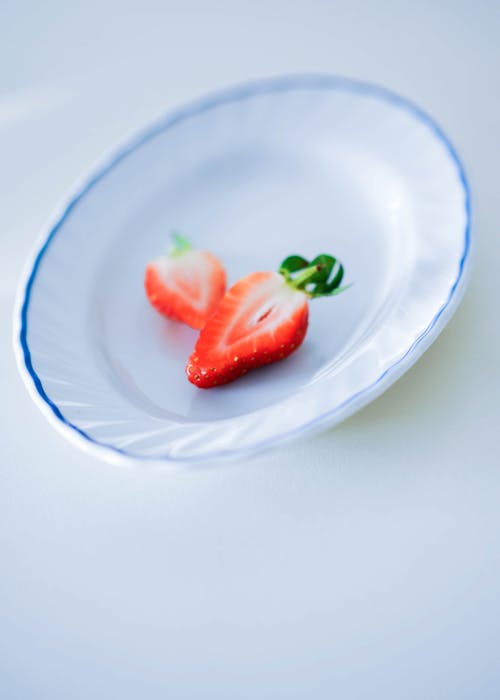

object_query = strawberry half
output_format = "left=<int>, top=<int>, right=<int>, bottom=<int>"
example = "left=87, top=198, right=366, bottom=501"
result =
left=145, top=233, right=227, bottom=329
left=186, top=253, right=347, bottom=388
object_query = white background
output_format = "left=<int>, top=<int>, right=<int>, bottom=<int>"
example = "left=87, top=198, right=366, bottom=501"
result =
left=1, top=1, right=499, bottom=698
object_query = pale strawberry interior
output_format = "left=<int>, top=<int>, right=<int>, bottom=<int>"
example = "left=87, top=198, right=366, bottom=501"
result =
left=155, top=251, right=210, bottom=313
left=205, top=272, right=306, bottom=353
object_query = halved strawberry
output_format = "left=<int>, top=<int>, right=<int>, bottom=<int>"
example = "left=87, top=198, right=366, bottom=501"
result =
left=145, top=233, right=226, bottom=329
left=186, top=253, right=347, bottom=388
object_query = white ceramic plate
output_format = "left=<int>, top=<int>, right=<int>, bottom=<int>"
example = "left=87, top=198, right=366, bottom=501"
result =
left=14, top=76, right=471, bottom=466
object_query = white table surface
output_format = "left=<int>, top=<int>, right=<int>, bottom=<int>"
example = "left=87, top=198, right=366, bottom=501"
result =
left=1, top=1, right=499, bottom=698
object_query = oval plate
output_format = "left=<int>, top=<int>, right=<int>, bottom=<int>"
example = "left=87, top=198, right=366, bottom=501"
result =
left=14, top=75, right=471, bottom=466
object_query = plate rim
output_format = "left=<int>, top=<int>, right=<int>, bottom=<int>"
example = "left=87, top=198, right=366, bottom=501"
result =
left=13, top=73, right=473, bottom=467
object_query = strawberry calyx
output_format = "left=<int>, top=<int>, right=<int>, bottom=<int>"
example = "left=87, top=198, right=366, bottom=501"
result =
left=169, top=231, right=192, bottom=258
left=279, top=253, right=349, bottom=298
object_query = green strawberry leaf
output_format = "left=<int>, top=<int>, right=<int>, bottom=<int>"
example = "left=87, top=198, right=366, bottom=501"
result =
left=170, top=231, right=192, bottom=257
left=279, top=252, right=349, bottom=298
left=279, top=255, right=310, bottom=275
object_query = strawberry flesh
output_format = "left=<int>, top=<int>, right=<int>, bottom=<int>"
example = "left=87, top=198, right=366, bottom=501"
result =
left=145, top=249, right=226, bottom=329
left=186, top=271, right=308, bottom=388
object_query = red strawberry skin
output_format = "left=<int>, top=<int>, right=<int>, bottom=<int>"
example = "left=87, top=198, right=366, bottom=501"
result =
left=186, top=271, right=308, bottom=388
left=145, top=250, right=226, bottom=329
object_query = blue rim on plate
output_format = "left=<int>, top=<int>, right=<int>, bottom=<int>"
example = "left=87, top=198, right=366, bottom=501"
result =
left=14, top=74, right=472, bottom=465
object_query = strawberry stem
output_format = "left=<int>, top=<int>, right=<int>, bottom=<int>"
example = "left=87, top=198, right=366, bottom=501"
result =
left=279, top=253, right=350, bottom=298
left=293, top=265, right=325, bottom=289
left=169, top=231, right=192, bottom=257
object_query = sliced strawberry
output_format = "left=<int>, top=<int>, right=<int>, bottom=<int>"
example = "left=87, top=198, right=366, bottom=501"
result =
left=145, top=234, right=226, bottom=329
left=186, top=253, right=347, bottom=388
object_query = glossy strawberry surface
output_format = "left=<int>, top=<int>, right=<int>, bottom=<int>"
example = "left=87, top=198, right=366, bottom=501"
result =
left=186, top=272, right=309, bottom=388
left=145, top=248, right=226, bottom=330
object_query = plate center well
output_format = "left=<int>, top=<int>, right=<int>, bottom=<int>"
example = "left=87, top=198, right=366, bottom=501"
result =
left=92, top=142, right=410, bottom=421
